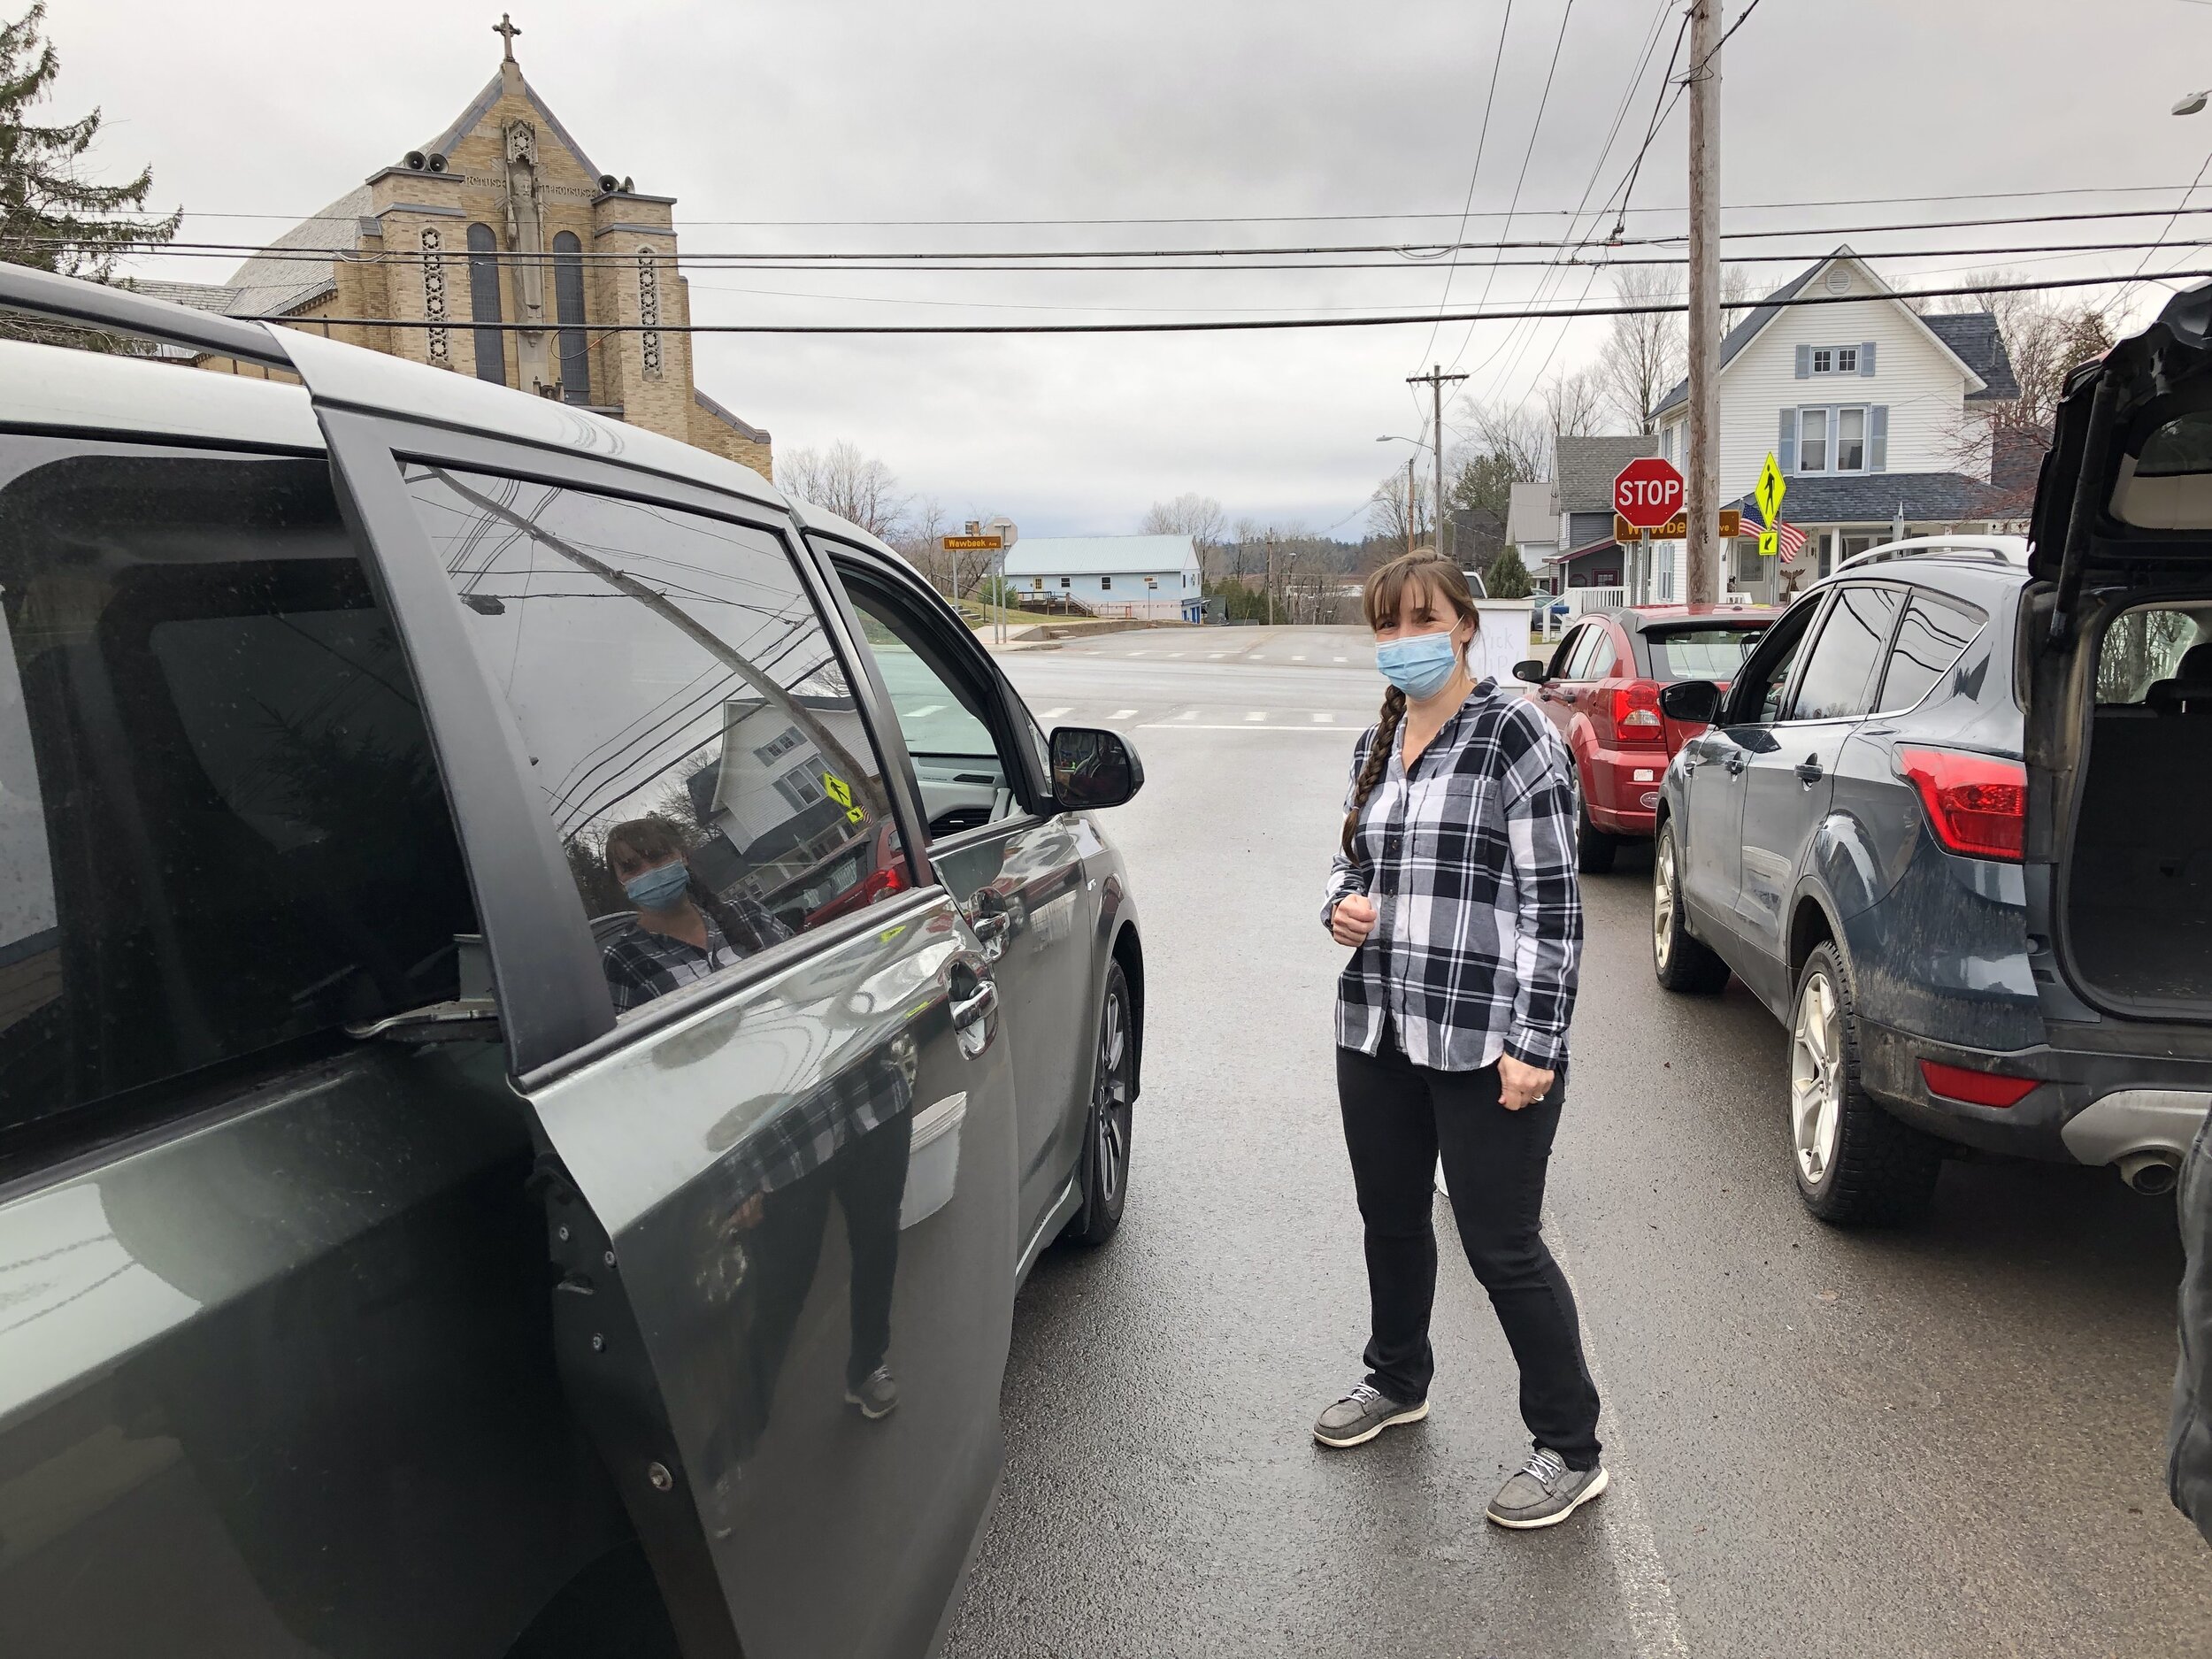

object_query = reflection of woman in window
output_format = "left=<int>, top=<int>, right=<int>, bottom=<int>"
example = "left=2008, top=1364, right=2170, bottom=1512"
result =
left=599, top=816, right=789, bottom=1012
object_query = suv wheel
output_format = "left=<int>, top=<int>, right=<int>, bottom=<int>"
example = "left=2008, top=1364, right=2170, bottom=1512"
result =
left=1064, top=960, right=1134, bottom=1247
left=1652, top=821, right=1729, bottom=993
left=1571, top=764, right=1618, bottom=874
left=1789, top=941, right=1941, bottom=1225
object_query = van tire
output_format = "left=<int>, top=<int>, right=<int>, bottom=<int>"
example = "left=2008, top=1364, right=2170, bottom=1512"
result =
left=1064, top=962, right=1134, bottom=1248
left=1789, top=941, right=1941, bottom=1225
left=1652, top=821, right=1730, bottom=994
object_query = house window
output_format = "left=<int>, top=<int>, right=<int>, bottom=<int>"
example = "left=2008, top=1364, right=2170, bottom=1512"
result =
left=1033, top=577, right=1044, bottom=590
left=1101, top=575, right=1112, bottom=590
left=1811, top=348, right=1832, bottom=376
left=1059, top=576, right=1071, bottom=588
left=774, top=770, right=826, bottom=812
left=1836, top=346, right=1858, bottom=374
left=1801, top=407, right=1830, bottom=472
left=753, top=727, right=803, bottom=764
left=1796, top=406, right=1870, bottom=474
left=1809, top=345, right=1861, bottom=377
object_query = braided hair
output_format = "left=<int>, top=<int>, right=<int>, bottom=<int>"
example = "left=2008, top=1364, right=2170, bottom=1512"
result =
left=1339, top=550, right=1481, bottom=856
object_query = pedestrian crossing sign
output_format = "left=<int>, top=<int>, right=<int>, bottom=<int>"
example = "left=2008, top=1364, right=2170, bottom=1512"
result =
left=1755, top=453, right=1786, bottom=528
left=822, top=772, right=864, bottom=824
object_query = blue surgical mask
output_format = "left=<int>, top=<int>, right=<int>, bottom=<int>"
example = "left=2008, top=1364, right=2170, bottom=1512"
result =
left=1375, top=630, right=1462, bottom=699
left=624, top=860, right=691, bottom=910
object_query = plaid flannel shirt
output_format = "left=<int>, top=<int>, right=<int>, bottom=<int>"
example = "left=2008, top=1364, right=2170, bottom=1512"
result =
left=599, top=894, right=794, bottom=1015
left=723, top=1041, right=914, bottom=1203
left=1323, top=681, right=1583, bottom=1071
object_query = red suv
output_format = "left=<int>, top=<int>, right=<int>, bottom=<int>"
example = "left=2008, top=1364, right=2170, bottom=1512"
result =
left=1515, top=604, right=1777, bottom=872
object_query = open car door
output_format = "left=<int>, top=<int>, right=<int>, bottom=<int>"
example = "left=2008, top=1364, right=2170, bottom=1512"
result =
left=279, top=328, right=1020, bottom=1659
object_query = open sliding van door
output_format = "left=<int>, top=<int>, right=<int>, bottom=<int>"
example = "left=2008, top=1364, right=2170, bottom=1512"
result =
left=278, top=329, right=1019, bottom=1659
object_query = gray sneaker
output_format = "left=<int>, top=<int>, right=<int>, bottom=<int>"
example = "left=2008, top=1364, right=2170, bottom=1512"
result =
left=1312, top=1381, right=1429, bottom=1448
left=1485, top=1447, right=1609, bottom=1529
left=846, top=1366, right=899, bottom=1420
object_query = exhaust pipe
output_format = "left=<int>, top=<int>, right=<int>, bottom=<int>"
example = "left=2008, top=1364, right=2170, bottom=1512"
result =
left=2117, top=1149, right=2183, bottom=1197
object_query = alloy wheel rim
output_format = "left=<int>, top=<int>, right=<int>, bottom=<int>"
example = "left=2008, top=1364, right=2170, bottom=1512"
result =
left=1790, top=970, right=1843, bottom=1185
left=1095, top=988, right=1130, bottom=1206
left=1654, top=836, right=1676, bottom=970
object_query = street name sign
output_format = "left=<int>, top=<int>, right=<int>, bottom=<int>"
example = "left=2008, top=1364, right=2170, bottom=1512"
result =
left=1613, top=457, right=1686, bottom=530
left=1612, top=509, right=1742, bottom=543
left=942, top=534, right=1003, bottom=551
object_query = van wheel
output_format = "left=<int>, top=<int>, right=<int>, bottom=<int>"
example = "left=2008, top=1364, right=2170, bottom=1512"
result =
left=1789, top=941, right=1941, bottom=1225
left=1652, top=822, right=1729, bottom=994
left=1064, top=961, right=1133, bottom=1247
left=1572, top=766, right=1618, bottom=874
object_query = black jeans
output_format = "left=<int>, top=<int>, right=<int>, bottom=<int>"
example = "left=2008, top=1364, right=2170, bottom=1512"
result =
left=1337, top=1033, right=1602, bottom=1469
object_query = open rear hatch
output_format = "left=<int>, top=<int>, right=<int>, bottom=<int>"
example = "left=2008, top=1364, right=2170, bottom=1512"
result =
left=2027, top=281, right=2212, bottom=1017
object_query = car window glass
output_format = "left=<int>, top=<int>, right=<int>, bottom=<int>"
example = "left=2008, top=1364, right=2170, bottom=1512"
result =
left=1583, top=632, right=1619, bottom=680
left=1559, top=625, right=1601, bottom=680
left=843, top=583, right=1020, bottom=840
left=0, top=442, right=478, bottom=1145
left=1786, top=585, right=1901, bottom=721
left=1730, top=601, right=1817, bottom=726
left=1873, top=595, right=1984, bottom=714
left=1546, top=625, right=1586, bottom=680
left=2097, top=603, right=2212, bottom=704
left=403, top=467, right=898, bottom=1015
left=1647, top=627, right=1764, bottom=681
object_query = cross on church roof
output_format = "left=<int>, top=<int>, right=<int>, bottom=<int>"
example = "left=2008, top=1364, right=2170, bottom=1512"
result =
left=494, top=13, right=521, bottom=61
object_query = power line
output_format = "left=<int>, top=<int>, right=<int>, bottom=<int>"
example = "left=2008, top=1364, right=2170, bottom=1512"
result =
left=87, top=180, right=2212, bottom=232
left=248, top=265, right=2212, bottom=337
left=1416, top=0, right=1520, bottom=368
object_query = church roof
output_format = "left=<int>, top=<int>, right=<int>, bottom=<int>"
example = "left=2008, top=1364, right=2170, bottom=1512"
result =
left=424, top=69, right=601, bottom=181
left=219, top=184, right=370, bottom=318
left=694, top=388, right=770, bottom=444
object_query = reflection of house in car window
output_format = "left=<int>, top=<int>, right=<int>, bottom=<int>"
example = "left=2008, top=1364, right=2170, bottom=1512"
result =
left=775, top=771, right=826, bottom=811
left=753, top=726, right=802, bottom=764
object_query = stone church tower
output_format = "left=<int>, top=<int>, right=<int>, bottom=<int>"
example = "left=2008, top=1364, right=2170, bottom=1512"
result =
left=156, top=17, right=771, bottom=479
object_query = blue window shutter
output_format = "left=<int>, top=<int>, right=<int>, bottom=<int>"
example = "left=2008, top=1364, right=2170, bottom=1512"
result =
left=1869, top=405, right=1889, bottom=472
left=1860, top=341, right=1877, bottom=377
left=1779, top=408, right=1800, bottom=473
left=1795, top=344, right=1811, bottom=379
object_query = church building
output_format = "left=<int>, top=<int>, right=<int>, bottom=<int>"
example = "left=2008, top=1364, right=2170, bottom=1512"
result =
left=149, top=17, right=772, bottom=479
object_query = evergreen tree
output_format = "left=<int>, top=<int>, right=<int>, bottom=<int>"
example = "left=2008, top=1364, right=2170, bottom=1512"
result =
left=1484, top=544, right=1534, bottom=601
left=0, top=4, right=179, bottom=342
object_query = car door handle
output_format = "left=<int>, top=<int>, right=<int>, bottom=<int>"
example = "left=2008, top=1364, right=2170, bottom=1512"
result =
left=1795, top=756, right=1824, bottom=785
left=951, top=979, right=999, bottom=1031
left=1724, top=752, right=1747, bottom=776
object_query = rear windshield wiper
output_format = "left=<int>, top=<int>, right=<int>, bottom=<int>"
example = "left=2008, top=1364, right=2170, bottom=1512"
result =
left=347, top=998, right=500, bottom=1043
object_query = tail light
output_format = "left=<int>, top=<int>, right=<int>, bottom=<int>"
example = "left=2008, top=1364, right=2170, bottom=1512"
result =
left=1897, top=746, right=2025, bottom=862
left=854, top=864, right=907, bottom=904
left=1919, top=1058, right=2038, bottom=1108
left=1610, top=679, right=1665, bottom=745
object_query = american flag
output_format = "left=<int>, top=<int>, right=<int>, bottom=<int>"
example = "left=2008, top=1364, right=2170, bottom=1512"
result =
left=1775, top=520, right=1807, bottom=565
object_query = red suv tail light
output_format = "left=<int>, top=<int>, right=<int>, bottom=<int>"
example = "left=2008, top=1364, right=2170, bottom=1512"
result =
left=1610, top=679, right=1665, bottom=745
left=1918, top=1058, right=2038, bottom=1108
left=1897, top=746, right=2025, bottom=863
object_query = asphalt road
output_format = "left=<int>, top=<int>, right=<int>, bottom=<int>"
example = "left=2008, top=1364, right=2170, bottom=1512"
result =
left=940, top=625, right=2209, bottom=1659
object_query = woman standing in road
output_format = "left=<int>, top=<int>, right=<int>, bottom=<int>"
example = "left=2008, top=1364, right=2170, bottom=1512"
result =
left=1315, top=550, right=1606, bottom=1530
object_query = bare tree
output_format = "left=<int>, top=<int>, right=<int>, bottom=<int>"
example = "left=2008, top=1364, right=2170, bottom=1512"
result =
left=776, top=440, right=908, bottom=539
left=1368, top=465, right=1431, bottom=546
left=1929, top=269, right=2116, bottom=478
left=1141, top=492, right=1225, bottom=542
left=1721, top=264, right=1760, bottom=334
left=1597, top=265, right=1686, bottom=433
left=894, top=495, right=953, bottom=593
left=1543, top=365, right=1607, bottom=441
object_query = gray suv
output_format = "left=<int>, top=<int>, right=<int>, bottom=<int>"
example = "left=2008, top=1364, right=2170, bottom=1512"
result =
left=0, top=268, right=1146, bottom=1658
left=1652, top=384, right=2212, bottom=1225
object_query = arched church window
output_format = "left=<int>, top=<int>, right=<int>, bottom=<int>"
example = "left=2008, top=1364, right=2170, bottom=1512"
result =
left=554, top=231, right=590, bottom=404
left=466, top=223, right=505, bottom=386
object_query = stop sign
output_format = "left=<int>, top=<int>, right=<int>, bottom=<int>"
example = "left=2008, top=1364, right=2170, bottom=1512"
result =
left=1613, top=457, right=1686, bottom=530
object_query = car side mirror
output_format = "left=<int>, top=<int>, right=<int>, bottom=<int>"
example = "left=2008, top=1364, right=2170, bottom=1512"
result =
left=1659, top=680, right=1722, bottom=725
left=1512, top=657, right=1548, bottom=685
left=1050, top=726, right=1144, bottom=810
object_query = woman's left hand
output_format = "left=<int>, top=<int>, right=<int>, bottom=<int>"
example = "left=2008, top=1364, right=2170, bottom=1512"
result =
left=1498, top=1054, right=1554, bottom=1112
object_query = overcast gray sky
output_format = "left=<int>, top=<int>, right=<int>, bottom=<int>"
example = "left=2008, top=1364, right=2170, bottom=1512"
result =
left=55, top=0, right=2212, bottom=535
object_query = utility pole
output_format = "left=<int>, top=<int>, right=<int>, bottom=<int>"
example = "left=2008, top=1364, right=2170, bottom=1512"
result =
left=1406, top=455, right=1417, bottom=557
left=1684, top=0, right=1723, bottom=605
left=1266, top=530, right=1277, bottom=627
left=1408, top=365, right=1468, bottom=563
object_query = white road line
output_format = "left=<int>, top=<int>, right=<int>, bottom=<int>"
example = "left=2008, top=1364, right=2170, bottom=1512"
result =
left=1109, top=708, right=1137, bottom=718
left=1039, top=707, right=1071, bottom=718
left=1179, top=710, right=1198, bottom=719
left=1292, top=654, right=1307, bottom=662
left=1244, top=711, right=1266, bottom=722
left=1167, top=651, right=1187, bottom=658
left=1135, top=721, right=1346, bottom=732
left=907, top=703, right=945, bottom=718
left=1249, top=654, right=1268, bottom=660
left=1310, top=711, right=1334, bottom=722
left=1333, top=656, right=1348, bottom=663
left=1548, top=1223, right=1693, bottom=1659
left=1208, top=651, right=1227, bottom=659
left=1127, top=649, right=1150, bottom=657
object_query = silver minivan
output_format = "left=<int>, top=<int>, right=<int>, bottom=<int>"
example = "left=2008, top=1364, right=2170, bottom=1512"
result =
left=0, top=268, right=1147, bottom=1658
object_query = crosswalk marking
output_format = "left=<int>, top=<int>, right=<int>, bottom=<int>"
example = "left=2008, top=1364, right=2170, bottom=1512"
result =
left=1128, top=649, right=1149, bottom=657
left=1245, top=710, right=1266, bottom=722
left=1333, top=656, right=1348, bottom=663
left=1136, top=720, right=1348, bottom=733
left=1311, top=711, right=1334, bottom=722
left=1292, top=654, right=1307, bottom=662
left=907, top=703, right=945, bottom=718
left=1109, top=708, right=1137, bottom=718
left=1179, top=710, right=1198, bottom=719
left=1167, top=651, right=1187, bottom=658
left=1040, top=707, right=1071, bottom=718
